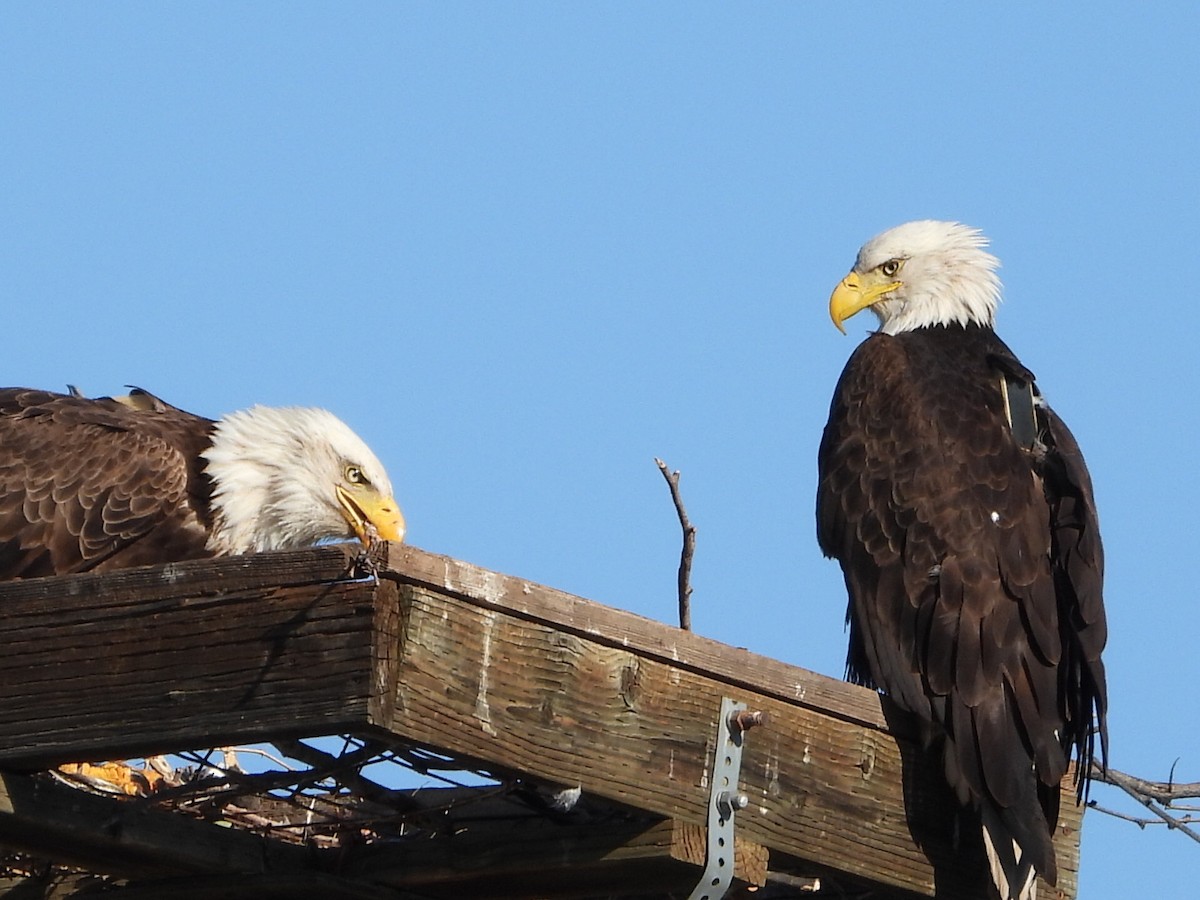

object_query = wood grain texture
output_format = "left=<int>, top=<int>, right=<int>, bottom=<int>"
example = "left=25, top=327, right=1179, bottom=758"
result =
left=0, top=550, right=381, bottom=768
left=348, top=818, right=767, bottom=898
left=0, top=544, right=1084, bottom=897
left=0, top=545, right=359, bottom=603
left=386, top=581, right=1082, bottom=898
left=0, top=770, right=303, bottom=877
left=376, top=542, right=891, bottom=731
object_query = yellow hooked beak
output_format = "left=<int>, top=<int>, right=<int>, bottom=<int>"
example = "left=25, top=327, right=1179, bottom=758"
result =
left=336, top=485, right=407, bottom=546
left=829, top=271, right=902, bottom=334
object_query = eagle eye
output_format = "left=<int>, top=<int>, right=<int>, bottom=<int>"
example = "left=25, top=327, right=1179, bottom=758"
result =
left=880, top=259, right=902, bottom=277
left=344, top=465, right=367, bottom=486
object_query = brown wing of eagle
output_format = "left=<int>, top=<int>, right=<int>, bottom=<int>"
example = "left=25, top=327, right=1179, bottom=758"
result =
left=816, top=324, right=1108, bottom=886
left=0, top=388, right=217, bottom=578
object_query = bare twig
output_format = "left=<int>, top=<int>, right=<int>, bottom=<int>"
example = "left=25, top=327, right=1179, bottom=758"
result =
left=1089, top=761, right=1200, bottom=845
left=1087, top=801, right=1200, bottom=829
left=1091, top=761, right=1200, bottom=804
left=272, top=738, right=397, bottom=805
left=654, top=458, right=696, bottom=631
left=219, top=745, right=294, bottom=772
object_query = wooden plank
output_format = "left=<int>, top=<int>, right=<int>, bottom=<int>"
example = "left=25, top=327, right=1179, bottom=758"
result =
left=0, top=570, right=386, bottom=769
left=0, top=772, right=765, bottom=899
left=0, top=547, right=361, bottom=605
left=383, top=581, right=1083, bottom=899
left=0, top=545, right=1084, bottom=897
left=347, top=817, right=767, bottom=898
left=0, top=770, right=303, bottom=878
left=375, top=542, right=891, bottom=732
left=27, top=873, right=411, bottom=900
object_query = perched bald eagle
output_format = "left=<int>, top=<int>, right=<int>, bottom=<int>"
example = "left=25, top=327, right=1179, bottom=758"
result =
left=816, top=222, right=1108, bottom=900
left=0, top=388, right=406, bottom=580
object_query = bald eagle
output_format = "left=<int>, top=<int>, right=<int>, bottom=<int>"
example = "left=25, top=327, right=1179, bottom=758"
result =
left=816, top=222, right=1108, bottom=900
left=0, top=388, right=406, bottom=579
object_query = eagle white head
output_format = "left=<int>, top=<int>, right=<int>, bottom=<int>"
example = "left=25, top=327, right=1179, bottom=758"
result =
left=203, top=406, right=406, bottom=554
left=829, top=220, right=1002, bottom=335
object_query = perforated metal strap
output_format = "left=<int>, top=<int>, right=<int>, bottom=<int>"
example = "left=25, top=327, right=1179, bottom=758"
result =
left=688, top=697, right=748, bottom=900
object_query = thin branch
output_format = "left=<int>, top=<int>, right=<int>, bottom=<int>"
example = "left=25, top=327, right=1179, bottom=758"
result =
left=218, top=745, right=295, bottom=772
left=654, top=458, right=696, bottom=631
left=1089, top=761, right=1200, bottom=845
left=1087, top=801, right=1160, bottom=829
left=1091, top=762, right=1200, bottom=804
left=272, top=738, right=398, bottom=806
left=1086, top=802, right=1200, bottom=829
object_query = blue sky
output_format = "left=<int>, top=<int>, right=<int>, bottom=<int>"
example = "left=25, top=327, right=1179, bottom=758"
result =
left=3, top=4, right=1197, bottom=896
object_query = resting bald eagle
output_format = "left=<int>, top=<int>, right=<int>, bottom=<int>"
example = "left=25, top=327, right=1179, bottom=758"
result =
left=816, top=222, right=1108, bottom=900
left=0, top=387, right=405, bottom=580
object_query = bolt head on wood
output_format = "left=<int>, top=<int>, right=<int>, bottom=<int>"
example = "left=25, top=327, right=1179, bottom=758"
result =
left=729, top=709, right=769, bottom=732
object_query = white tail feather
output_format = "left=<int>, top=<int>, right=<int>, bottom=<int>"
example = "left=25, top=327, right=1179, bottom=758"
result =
left=982, top=811, right=1038, bottom=900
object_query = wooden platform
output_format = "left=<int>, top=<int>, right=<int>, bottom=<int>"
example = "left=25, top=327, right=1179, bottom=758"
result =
left=0, top=543, right=1085, bottom=898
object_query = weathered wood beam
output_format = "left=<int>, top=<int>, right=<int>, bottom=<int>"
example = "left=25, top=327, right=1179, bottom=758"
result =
left=1, top=772, right=759, bottom=900
left=370, top=544, right=1082, bottom=900
left=0, top=770, right=303, bottom=878
left=22, top=874, right=411, bottom=900
left=346, top=817, right=767, bottom=898
left=0, top=544, right=1084, bottom=898
left=378, top=543, right=890, bottom=732
left=0, top=549, right=393, bottom=769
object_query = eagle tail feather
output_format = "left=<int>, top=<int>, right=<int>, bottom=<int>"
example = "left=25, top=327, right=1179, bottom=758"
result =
left=981, top=806, right=1042, bottom=900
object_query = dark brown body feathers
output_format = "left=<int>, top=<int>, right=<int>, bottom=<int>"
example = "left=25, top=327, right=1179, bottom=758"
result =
left=817, top=324, right=1108, bottom=885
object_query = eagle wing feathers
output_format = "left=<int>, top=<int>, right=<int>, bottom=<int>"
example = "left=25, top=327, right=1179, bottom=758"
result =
left=817, top=326, right=1107, bottom=886
left=0, top=389, right=214, bottom=578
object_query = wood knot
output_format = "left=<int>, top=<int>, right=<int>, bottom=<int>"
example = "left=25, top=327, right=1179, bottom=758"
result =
left=857, top=743, right=876, bottom=779
left=619, top=659, right=641, bottom=710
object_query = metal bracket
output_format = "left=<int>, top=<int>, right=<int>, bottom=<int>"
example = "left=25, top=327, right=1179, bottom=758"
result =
left=688, top=697, right=750, bottom=900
